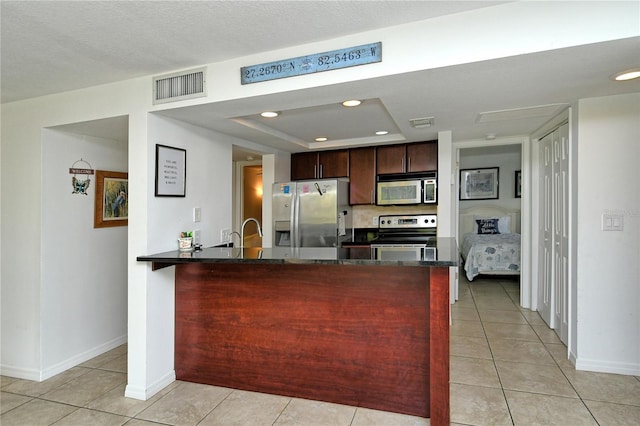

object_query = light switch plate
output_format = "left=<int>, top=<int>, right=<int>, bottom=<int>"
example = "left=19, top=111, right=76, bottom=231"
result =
left=602, top=213, right=623, bottom=231
left=192, top=230, right=201, bottom=245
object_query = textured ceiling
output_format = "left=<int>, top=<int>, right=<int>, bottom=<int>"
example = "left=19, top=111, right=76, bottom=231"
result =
left=1, top=0, right=505, bottom=103
left=2, top=1, right=639, bottom=158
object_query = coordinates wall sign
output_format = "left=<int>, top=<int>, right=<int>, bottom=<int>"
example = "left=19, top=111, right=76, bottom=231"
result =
left=241, top=42, right=382, bottom=84
left=155, top=144, right=186, bottom=197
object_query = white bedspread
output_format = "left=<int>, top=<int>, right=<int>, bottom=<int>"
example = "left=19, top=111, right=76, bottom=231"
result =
left=462, top=233, right=521, bottom=281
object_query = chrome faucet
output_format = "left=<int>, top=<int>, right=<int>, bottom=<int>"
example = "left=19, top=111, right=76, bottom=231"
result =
left=240, top=217, right=263, bottom=248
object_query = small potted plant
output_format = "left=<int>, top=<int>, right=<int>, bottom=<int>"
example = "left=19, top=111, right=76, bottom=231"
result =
left=178, top=231, right=193, bottom=251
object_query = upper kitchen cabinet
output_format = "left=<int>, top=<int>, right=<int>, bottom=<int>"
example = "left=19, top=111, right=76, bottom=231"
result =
left=291, top=152, right=318, bottom=180
left=407, top=141, right=437, bottom=172
left=319, top=150, right=349, bottom=178
left=376, top=141, right=438, bottom=174
left=291, top=149, right=349, bottom=180
left=376, top=144, right=406, bottom=175
left=349, top=146, right=376, bottom=205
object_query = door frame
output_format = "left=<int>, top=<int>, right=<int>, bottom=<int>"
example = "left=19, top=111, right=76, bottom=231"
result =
left=233, top=159, right=263, bottom=245
left=452, top=135, right=532, bottom=308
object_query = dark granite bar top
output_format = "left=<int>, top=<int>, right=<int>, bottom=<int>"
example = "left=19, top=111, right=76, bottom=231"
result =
left=137, top=237, right=458, bottom=268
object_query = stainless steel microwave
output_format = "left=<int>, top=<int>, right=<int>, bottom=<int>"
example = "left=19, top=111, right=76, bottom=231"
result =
left=376, top=173, right=437, bottom=205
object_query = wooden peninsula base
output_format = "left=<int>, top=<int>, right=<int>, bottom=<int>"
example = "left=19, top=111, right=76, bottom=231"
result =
left=174, top=262, right=450, bottom=424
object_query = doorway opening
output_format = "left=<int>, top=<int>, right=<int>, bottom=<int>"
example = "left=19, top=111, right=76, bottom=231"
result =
left=454, top=141, right=526, bottom=306
left=242, top=164, right=263, bottom=247
left=232, top=146, right=265, bottom=248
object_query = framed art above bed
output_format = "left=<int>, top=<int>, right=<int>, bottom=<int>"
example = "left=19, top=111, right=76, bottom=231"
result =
left=460, top=167, right=499, bottom=200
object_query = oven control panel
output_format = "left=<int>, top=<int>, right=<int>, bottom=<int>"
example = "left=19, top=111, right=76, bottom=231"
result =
left=378, top=214, right=437, bottom=229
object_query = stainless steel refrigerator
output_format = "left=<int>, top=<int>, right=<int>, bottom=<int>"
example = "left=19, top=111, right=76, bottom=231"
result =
left=273, top=179, right=352, bottom=247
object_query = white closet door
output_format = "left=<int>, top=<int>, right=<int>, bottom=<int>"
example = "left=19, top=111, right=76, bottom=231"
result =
left=553, top=123, right=570, bottom=344
left=538, top=132, right=554, bottom=328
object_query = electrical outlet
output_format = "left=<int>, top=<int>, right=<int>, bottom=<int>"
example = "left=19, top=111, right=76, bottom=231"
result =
left=372, top=216, right=379, bottom=226
left=192, top=230, right=201, bottom=245
left=193, top=207, right=201, bottom=222
left=221, top=228, right=231, bottom=242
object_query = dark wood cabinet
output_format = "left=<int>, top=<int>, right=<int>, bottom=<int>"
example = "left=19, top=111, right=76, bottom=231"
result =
left=376, top=144, right=406, bottom=174
left=319, top=150, right=349, bottom=178
left=291, top=150, right=349, bottom=180
left=349, top=147, right=376, bottom=205
left=407, top=141, right=438, bottom=172
left=377, top=141, right=437, bottom=175
left=291, top=152, right=319, bottom=180
left=291, top=142, right=437, bottom=205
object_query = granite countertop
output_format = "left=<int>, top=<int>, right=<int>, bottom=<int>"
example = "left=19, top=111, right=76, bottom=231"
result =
left=137, top=237, right=459, bottom=268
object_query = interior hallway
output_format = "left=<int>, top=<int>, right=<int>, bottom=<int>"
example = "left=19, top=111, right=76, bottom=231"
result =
left=1, top=276, right=639, bottom=425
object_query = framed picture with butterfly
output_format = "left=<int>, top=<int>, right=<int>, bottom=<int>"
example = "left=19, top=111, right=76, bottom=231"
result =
left=94, top=170, right=128, bottom=228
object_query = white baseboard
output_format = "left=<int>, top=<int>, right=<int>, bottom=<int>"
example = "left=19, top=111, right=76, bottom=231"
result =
left=1, top=335, right=128, bottom=382
left=575, top=357, right=640, bottom=376
left=0, top=364, right=42, bottom=381
left=40, top=334, right=128, bottom=381
left=569, top=348, right=578, bottom=367
left=125, top=370, right=176, bottom=401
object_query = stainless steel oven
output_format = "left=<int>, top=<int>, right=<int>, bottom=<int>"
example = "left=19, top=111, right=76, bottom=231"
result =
left=371, top=214, right=437, bottom=261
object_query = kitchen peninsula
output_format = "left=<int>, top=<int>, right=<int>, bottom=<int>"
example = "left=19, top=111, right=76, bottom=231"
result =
left=137, top=240, right=457, bottom=425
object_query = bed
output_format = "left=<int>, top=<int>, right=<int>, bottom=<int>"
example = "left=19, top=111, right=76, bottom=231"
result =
left=459, top=205, right=521, bottom=281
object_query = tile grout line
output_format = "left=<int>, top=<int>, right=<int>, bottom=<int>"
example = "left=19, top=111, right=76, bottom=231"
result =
left=271, top=398, right=293, bottom=426
left=498, top=280, right=601, bottom=425
left=468, top=279, right=515, bottom=426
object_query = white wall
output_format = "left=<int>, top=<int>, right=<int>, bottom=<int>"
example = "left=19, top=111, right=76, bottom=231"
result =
left=147, top=114, right=233, bottom=251
left=575, top=93, right=640, bottom=375
left=41, top=129, right=128, bottom=378
left=127, top=114, right=236, bottom=398
left=1, top=79, right=147, bottom=379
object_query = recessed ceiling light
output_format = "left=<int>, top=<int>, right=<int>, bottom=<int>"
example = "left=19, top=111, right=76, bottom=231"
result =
left=342, top=99, right=362, bottom=107
left=260, top=111, right=279, bottom=118
left=315, top=137, right=328, bottom=142
left=375, top=130, right=389, bottom=135
left=611, top=68, right=640, bottom=81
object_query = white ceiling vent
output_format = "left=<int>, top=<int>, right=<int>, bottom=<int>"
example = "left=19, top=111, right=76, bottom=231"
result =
left=409, top=117, right=434, bottom=128
left=153, top=67, right=206, bottom=104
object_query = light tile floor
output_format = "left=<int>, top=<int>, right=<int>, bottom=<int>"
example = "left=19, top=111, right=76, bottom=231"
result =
left=2, top=276, right=639, bottom=425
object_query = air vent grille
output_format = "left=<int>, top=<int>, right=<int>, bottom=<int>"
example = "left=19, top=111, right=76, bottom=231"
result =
left=409, top=117, right=434, bottom=128
left=153, top=67, right=206, bottom=104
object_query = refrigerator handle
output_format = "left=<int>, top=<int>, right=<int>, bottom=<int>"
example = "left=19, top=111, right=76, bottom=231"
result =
left=292, top=189, right=300, bottom=248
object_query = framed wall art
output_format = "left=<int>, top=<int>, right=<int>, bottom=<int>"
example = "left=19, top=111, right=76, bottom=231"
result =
left=94, top=170, right=128, bottom=228
left=515, top=170, right=522, bottom=198
left=460, top=167, right=499, bottom=200
left=155, top=144, right=186, bottom=197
